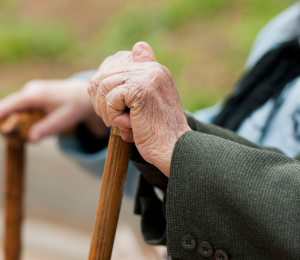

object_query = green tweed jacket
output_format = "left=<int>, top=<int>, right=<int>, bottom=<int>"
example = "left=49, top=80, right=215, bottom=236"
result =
left=133, top=115, right=300, bottom=260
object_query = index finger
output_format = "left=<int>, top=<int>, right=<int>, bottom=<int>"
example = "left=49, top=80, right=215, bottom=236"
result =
left=0, top=92, right=40, bottom=121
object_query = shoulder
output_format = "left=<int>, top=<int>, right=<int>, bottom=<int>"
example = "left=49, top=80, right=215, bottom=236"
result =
left=246, top=2, right=300, bottom=69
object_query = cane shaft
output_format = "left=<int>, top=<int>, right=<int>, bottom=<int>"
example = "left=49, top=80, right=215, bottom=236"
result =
left=4, top=138, right=25, bottom=260
left=0, top=111, right=44, bottom=260
left=88, top=128, right=132, bottom=260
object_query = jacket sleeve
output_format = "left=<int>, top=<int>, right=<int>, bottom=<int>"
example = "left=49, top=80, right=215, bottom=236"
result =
left=133, top=114, right=284, bottom=189
left=167, top=130, right=300, bottom=260
left=134, top=115, right=299, bottom=257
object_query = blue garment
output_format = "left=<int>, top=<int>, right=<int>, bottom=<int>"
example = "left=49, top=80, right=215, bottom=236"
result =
left=194, top=2, right=300, bottom=158
left=59, top=2, right=300, bottom=196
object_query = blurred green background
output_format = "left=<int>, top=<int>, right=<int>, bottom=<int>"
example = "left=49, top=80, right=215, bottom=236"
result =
left=0, top=0, right=295, bottom=112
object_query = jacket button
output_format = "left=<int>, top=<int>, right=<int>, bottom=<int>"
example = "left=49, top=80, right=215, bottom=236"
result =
left=198, top=241, right=213, bottom=257
left=215, top=249, right=229, bottom=260
left=181, top=235, right=196, bottom=251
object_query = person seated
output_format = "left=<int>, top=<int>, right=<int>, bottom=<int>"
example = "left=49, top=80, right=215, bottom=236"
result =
left=0, top=3, right=299, bottom=258
left=0, top=2, right=299, bottom=200
left=88, top=40, right=299, bottom=260
left=195, top=1, right=300, bottom=158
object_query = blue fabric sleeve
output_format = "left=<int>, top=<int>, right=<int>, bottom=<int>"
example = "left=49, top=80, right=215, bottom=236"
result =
left=192, top=102, right=222, bottom=123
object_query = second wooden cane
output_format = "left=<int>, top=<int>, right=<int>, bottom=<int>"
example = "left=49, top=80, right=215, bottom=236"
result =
left=88, top=127, right=132, bottom=260
left=0, top=111, right=44, bottom=260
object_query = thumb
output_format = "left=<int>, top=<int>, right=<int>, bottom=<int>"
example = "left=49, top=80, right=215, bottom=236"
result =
left=132, top=42, right=157, bottom=63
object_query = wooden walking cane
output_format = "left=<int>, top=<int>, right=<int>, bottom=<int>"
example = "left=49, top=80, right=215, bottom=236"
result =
left=88, top=127, right=132, bottom=260
left=0, top=111, right=43, bottom=260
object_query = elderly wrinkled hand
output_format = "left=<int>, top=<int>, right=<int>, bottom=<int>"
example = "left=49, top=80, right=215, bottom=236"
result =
left=88, top=42, right=191, bottom=176
left=0, top=79, right=108, bottom=142
left=0, top=51, right=133, bottom=142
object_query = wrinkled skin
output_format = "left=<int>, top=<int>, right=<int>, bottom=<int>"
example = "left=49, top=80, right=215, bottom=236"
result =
left=0, top=51, right=133, bottom=142
left=88, top=42, right=191, bottom=176
left=99, top=51, right=133, bottom=72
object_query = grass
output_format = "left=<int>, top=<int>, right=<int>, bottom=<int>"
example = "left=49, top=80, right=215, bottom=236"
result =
left=96, top=0, right=294, bottom=56
left=0, top=0, right=296, bottom=111
left=93, top=0, right=294, bottom=111
left=228, top=0, right=296, bottom=53
left=0, top=15, right=72, bottom=63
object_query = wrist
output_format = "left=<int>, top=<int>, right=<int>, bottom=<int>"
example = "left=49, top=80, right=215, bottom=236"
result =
left=152, top=150, right=173, bottom=177
left=151, top=126, right=192, bottom=177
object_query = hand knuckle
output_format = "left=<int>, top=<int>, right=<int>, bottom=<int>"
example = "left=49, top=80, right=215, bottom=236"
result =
left=87, top=85, right=92, bottom=95
left=23, top=80, right=37, bottom=90
left=89, top=77, right=97, bottom=87
left=90, top=78, right=100, bottom=92
left=151, top=68, right=164, bottom=80
left=99, top=80, right=107, bottom=94
left=162, top=66, right=172, bottom=77
left=21, top=94, right=35, bottom=104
